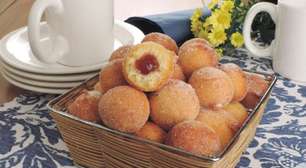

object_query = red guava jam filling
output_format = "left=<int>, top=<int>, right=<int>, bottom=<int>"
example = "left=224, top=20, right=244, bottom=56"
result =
left=135, top=54, right=160, bottom=75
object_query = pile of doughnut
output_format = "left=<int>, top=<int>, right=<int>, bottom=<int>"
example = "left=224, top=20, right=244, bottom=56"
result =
left=68, top=33, right=269, bottom=157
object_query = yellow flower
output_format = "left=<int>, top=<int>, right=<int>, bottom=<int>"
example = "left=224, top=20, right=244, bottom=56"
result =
left=221, top=0, right=235, bottom=12
left=208, top=0, right=219, bottom=9
left=198, top=29, right=209, bottom=39
left=208, top=27, right=227, bottom=47
left=210, top=9, right=232, bottom=29
left=230, top=32, right=244, bottom=48
left=191, top=9, right=203, bottom=36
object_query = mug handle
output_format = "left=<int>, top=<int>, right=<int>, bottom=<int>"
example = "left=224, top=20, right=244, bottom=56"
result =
left=243, top=2, right=277, bottom=58
left=28, top=0, right=66, bottom=63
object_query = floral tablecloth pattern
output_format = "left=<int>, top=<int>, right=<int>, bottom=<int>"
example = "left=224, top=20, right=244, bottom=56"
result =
left=1, top=49, right=306, bottom=168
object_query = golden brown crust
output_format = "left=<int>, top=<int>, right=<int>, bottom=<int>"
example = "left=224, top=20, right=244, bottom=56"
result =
left=196, top=108, right=239, bottom=148
left=246, top=74, right=269, bottom=96
left=142, top=32, right=178, bottom=54
left=189, top=67, right=234, bottom=109
left=135, top=121, right=167, bottom=143
left=223, top=102, right=248, bottom=128
left=178, top=42, right=218, bottom=77
left=68, top=90, right=101, bottom=123
left=150, top=80, right=200, bottom=130
left=122, top=42, right=175, bottom=92
left=165, top=121, right=222, bottom=156
left=220, top=63, right=248, bottom=102
left=98, top=86, right=150, bottom=133
left=171, top=64, right=186, bottom=81
left=109, top=45, right=133, bottom=61
left=99, top=59, right=128, bottom=93
left=179, top=38, right=212, bottom=51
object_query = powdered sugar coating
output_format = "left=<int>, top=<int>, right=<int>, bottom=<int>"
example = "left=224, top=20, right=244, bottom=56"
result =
left=189, top=67, right=234, bottom=108
left=220, top=63, right=248, bottom=102
left=98, top=86, right=150, bottom=133
left=68, top=90, right=101, bottom=123
left=99, top=59, right=128, bottom=93
left=142, top=32, right=178, bottom=54
left=165, top=121, right=222, bottom=156
left=179, top=38, right=212, bottom=54
left=150, top=79, right=200, bottom=130
left=109, top=45, right=133, bottom=61
left=171, top=64, right=186, bottom=81
left=246, top=73, right=269, bottom=96
left=196, top=108, right=240, bottom=148
left=135, top=121, right=167, bottom=143
left=178, top=42, right=218, bottom=77
left=223, top=102, right=248, bottom=129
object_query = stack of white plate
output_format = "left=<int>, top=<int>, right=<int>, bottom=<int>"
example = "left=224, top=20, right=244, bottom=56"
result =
left=0, top=21, right=144, bottom=94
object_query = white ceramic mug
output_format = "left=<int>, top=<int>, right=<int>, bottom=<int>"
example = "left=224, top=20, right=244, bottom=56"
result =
left=243, top=0, right=306, bottom=82
left=28, top=0, right=114, bottom=67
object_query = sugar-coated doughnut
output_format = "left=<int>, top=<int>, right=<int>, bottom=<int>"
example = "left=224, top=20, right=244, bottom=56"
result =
left=68, top=90, right=101, bottom=123
left=109, top=45, right=133, bottom=61
left=142, top=32, right=178, bottom=54
left=135, top=121, right=167, bottom=143
left=196, top=108, right=239, bottom=148
left=150, top=80, right=200, bottom=130
left=246, top=74, right=269, bottom=96
left=220, top=63, right=248, bottom=102
left=98, top=86, right=150, bottom=133
left=171, top=64, right=186, bottom=81
left=189, top=67, right=234, bottom=108
left=99, top=59, right=127, bottom=93
left=179, top=38, right=211, bottom=51
left=122, top=42, right=175, bottom=92
left=223, top=102, right=248, bottom=128
left=241, top=74, right=269, bottom=109
left=166, top=121, right=222, bottom=156
left=178, top=41, right=218, bottom=77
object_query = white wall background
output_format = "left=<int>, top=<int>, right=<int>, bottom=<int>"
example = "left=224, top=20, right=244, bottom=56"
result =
left=115, top=0, right=203, bottom=20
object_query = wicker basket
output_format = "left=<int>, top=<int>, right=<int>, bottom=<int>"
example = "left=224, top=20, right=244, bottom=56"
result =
left=48, top=71, right=277, bottom=168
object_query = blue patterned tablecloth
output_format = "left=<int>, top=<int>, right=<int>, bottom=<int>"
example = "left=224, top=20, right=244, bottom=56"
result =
left=1, top=49, right=306, bottom=168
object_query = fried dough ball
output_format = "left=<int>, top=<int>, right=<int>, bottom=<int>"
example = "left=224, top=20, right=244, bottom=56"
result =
left=178, top=41, right=218, bottom=77
left=142, top=32, right=178, bottom=54
left=220, top=63, right=248, bottom=102
left=171, top=64, right=186, bottom=81
left=150, top=80, right=200, bottom=130
left=122, top=42, right=175, bottom=92
left=241, top=74, right=269, bottom=109
left=223, top=102, right=248, bottom=128
left=109, top=45, right=133, bottom=61
left=165, top=121, right=222, bottom=156
left=135, top=122, right=167, bottom=143
left=179, top=38, right=211, bottom=50
left=99, top=59, right=127, bottom=93
left=189, top=67, right=234, bottom=109
left=196, top=108, right=240, bottom=148
left=68, top=90, right=101, bottom=123
left=98, top=86, right=150, bottom=133
left=246, top=74, right=269, bottom=96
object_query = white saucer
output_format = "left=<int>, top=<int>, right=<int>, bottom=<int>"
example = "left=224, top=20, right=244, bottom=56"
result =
left=1, top=61, right=99, bottom=82
left=3, top=69, right=82, bottom=88
left=2, top=72, right=69, bottom=94
left=0, top=20, right=144, bottom=75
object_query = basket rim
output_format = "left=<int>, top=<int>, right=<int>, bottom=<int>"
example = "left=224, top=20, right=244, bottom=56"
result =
left=47, top=69, right=277, bottom=162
